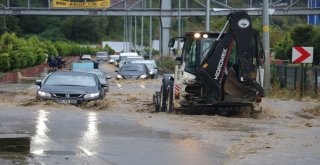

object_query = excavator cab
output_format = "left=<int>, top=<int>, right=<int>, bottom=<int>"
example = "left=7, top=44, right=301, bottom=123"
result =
left=180, top=32, right=220, bottom=75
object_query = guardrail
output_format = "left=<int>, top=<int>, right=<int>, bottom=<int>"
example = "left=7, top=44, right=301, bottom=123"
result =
left=274, top=64, right=320, bottom=95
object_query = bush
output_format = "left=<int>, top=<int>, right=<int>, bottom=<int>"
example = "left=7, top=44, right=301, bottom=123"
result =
left=102, top=44, right=115, bottom=54
left=0, top=53, right=10, bottom=72
left=157, top=56, right=178, bottom=71
left=0, top=33, right=101, bottom=72
left=9, top=50, right=23, bottom=70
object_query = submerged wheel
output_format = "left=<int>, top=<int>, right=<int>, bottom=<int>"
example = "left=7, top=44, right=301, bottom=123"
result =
left=159, top=74, right=174, bottom=112
left=153, top=94, right=160, bottom=112
left=165, top=86, right=172, bottom=113
left=159, top=84, right=166, bottom=112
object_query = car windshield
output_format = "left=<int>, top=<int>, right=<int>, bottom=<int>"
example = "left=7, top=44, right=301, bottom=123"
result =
left=45, top=74, right=96, bottom=87
left=131, top=62, right=153, bottom=70
left=89, top=71, right=104, bottom=79
left=120, top=65, right=144, bottom=72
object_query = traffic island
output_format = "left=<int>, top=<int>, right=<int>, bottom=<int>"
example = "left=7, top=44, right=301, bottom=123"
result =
left=0, top=134, right=30, bottom=153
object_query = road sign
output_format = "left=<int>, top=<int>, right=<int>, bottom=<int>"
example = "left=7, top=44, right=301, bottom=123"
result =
left=292, top=46, right=313, bottom=63
left=52, top=0, right=110, bottom=8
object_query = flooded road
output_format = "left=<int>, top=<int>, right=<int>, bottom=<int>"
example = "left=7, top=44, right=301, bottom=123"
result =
left=0, top=105, right=224, bottom=165
left=0, top=62, right=319, bottom=165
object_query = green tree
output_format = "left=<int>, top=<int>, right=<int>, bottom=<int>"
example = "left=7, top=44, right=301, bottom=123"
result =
left=273, top=32, right=293, bottom=60
left=61, top=16, right=103, bottom=43
left=291, top=24, right=314, bottom=46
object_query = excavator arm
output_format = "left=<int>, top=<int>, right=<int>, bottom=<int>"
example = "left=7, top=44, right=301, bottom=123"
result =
left=197, top=11, right=264, bottom=104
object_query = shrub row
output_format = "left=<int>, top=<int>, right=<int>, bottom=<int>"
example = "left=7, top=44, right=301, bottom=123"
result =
left=0, top=32, right=108, bottom=72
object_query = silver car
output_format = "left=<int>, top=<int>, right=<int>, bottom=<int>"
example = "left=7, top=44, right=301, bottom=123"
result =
left=130, top=60, right=159, bottom=79
left=96, top=51, right=108, bottom=61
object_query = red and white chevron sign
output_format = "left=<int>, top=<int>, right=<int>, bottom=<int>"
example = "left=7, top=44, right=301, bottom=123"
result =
left=174, top=84, right=180, bottom=97
left=292, top=46, right=313, bottom=63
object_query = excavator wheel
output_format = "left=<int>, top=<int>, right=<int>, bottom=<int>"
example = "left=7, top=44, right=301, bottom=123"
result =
left=159, top=74, right=174, bottom=112
left=165, top=81, right=174, bottom=113
left=159, top=84, right=166, bottom=112
left=153, top=92, right=160, bottom=112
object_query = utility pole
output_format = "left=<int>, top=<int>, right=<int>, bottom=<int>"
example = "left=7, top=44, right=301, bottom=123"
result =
left=135, top=16, right=137, bottom=51
left=140, top=0, right=145, bottom=56
left=178, top=0, right=181, bottom=51
left=263, top=0, right=271, bottom=95
left=178, top=0, right=181, bottom=36
left=149, top=0, right=153, bottom=59
left=205, top=0, right=210, bottom=31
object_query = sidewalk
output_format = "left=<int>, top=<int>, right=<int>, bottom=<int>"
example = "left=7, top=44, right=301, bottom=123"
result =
left=0, top=56, right=80, bottom=84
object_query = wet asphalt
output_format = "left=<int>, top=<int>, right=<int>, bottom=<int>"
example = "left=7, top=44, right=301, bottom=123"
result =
left=0, top=106, right=224, bottom=165
left=0, top=62, right=225, bottom=165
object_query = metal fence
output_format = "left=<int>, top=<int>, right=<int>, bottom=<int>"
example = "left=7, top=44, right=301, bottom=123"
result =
left=273, top=64, right=320, bottom=96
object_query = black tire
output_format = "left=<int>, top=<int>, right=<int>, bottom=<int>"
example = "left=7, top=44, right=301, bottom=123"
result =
left=165, top=83, right=173, bottom=113
left=153, top=94, right=160, bottom=112
left=159, top=74, right=172, bottom=112
left=159, top=84, right=166, bottom=112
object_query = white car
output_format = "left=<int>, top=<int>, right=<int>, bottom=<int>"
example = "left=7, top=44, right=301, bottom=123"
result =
left=80, top=54, right=92, bottom=60
left=108, top=55, right=119, bottom=64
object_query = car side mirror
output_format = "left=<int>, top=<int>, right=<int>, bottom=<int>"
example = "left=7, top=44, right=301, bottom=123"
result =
left=35, top=80, right=42, bottom=86
left=115, top=70, right=119, bottom=72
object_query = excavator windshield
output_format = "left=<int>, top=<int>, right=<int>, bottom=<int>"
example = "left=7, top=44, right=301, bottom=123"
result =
left=181, top=32, right=219, bottom=75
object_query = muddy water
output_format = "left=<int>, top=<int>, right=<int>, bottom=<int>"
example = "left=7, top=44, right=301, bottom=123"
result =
left=0, top=62, right=319, bottom=165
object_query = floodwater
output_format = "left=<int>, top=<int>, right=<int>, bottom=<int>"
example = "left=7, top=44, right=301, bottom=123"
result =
left=0, top=105, right=225, bottom=165
left=0, top=62, right=319, bottom=165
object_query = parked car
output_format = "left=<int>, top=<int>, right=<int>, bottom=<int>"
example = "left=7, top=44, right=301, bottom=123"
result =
left=72, top=69, right=111, bottom=92
left=35, top=71, right=107, bottom=104
left=109, top=55, right=119, bottom=64
left=96, top=51, right=108, bottom=61
left=116, top=63, right=150, bottom=80
left=130, top=60, right=159, bottom=79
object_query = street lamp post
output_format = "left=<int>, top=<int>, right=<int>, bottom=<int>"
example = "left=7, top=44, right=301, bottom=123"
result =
left=263, top=0, right=271, bottom=95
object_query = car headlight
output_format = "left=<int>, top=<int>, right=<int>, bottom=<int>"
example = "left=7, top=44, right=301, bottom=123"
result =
left=116, top=74, right=123, bottom=79
left=139, top=74, right=147, bottom=79
left=149, top=71, right=154, bottom=75
left=84, top=93, right=100, bottom=99
left=37, top=91, right=51, bottom=98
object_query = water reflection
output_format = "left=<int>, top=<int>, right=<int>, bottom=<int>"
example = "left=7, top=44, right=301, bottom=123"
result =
left=31, top=109, right=50, bottom=155
left=78, top=112, right=99, bottom=154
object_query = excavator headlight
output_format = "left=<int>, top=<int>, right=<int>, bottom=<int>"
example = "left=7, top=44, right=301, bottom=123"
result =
left=203, top=34, right=208, bottom=38
left=194, top=33, right=201, bottom=38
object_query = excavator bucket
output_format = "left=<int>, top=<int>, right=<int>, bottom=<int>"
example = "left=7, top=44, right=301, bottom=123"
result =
left=224, top=69, right=256, bottom=100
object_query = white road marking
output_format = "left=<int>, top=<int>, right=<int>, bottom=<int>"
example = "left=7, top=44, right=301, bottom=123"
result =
left=78, top=145, right=94, bottom=156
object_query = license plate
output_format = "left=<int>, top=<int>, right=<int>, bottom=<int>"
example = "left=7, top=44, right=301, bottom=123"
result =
left=57, top=100, right=77, bottom=104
